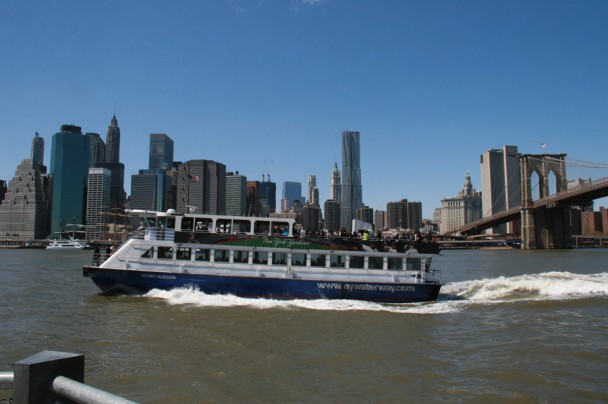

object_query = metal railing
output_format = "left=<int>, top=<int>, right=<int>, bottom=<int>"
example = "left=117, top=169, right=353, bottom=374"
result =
left=1, top=351, right=137, bottom=403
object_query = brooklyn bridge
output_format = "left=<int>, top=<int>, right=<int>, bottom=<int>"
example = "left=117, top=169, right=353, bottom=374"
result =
left=458, top=154, right=608, bottom=249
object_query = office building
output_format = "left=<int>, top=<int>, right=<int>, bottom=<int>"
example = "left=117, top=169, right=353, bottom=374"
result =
left=480, top=145, right=521, bottom=234
left=282, top=181, right=303, bottom=212
left=0, top=180, right=6, bottom=204
left=308, top=175, right=319, bottom=206
left=356, top=204, right=374, bottom=228
left=105, top=114, right=121, bottom=164
left=440, top=173, right=483, bottom=234
left=324, top=199, right=340, bottom=233
left=226, top=171, right=247, bottom=216
left=386, top=199, right=422, bottom=230
left=87, top=133, right=105, bottom=165
left=31, top=132, right=45, bottom=168
left=374, top=210, right=386, bottom=232
left=95, top=162, right=125, bottom=209
left=258, top=179, right=276, bottom=217
left=85, top=167, right=111, bottom=241
left=0, top=159, right=50, bottom=240
left=130, top=169, right=173, bottom=213
left=176, top=159, right=226, bottom=215
left=407, top=201, right=423, bottom=232
left=341, top=131, right=362, bottom=228
left=303, top=204, right=321, bottom=233
left=149, top=133, right=174, bottom=170
left=49, top=125, right=90, bottom=236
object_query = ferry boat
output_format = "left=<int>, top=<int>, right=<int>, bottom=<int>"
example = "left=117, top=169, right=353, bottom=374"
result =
left=47, top=237, right=92, bottom=250
left=82, top=209, right=443, bottom=302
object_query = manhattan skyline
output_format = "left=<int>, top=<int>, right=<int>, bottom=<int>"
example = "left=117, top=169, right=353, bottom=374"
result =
left=1, top=1, right=607, bottom=217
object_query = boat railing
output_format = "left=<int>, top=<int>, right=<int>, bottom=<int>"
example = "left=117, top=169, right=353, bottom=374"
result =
left=136, top=227, right=175, bottom=242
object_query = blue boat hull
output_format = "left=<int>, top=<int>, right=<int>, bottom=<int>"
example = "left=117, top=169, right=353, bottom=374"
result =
left=83, top=266, right=442, bottom=303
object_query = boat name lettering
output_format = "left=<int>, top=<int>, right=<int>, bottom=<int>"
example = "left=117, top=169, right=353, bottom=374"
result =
left=261, top=237, right=310, bottom=248
left=317, top=283, right=415, bottom=293
left=141, top=274, right=177, bottom=280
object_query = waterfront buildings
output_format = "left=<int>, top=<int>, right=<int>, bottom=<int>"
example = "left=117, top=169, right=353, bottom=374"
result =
left=480, top=145, right=521, bottom=234
left=340, top=131, right=362, bottom=229
left=226, top=171, right=247, bottom=216
left=386, top=199, right=423, bottom=231
left=176, top=159, right=226, bottom=215
left=149, top=133, right=174, bottom=170
left=374, top=210, right=386, bottom=232
left=49, top=125, right=90, bottom=236
left=303, top=203, right=321, bottom=233
left=440, top=173, right=483, bottom=234
left=85, top=167, right=111, bottom=241
left=258, top=179, right=276, bottom=217
left=0, top=159, right=50, bottom=240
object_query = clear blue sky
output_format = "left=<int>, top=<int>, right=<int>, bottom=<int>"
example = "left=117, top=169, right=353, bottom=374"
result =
left=1, top=0, right=607, bottom=217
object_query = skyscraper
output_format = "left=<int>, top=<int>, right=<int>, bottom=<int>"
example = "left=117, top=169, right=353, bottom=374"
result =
left=324, top=199, right=340, bottom=233
left=130, top=169, right=173, bottom=216
left=330, top=162, right=341, bottom=202
left=258, top=179, right=276, bottom=217
left=0, top=159, right=50, bottom=240
left=480, top=145, right=521, bottom=234
left=31, top=132, right=44, bottom=168
left=282, top=181, right=302, bottom=212
left=226, top=171, right=247, bottom=216
left=176, top=159, right=226, bottom=215
left=149, top=133, right=174, bottom=170
left=85, top=167, right=111, bottom=241
left=105, top=114, right=121, bottom=164
left=340, top=131, right=362, bottom=229
left=86, top=133, right=106, bottom=165
left=308, top=175, right=317, bottom=206
left=50, top=125, right=90, bottom=236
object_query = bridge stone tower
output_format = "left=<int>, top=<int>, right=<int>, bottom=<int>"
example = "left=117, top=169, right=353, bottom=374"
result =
left=520, top=154, right=571, bottom=249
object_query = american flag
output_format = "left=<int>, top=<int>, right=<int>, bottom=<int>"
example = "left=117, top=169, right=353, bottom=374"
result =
left=188, top=174, right=200, bottom=182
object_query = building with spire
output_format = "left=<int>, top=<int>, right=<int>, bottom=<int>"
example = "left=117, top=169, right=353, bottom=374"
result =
left=440, top=173, right=483, bottom=234
left=330, top=162, right=341, bottom=202
left=105, top=114, right=120, bottom=164
left=340, top=131, right=362, bottom=229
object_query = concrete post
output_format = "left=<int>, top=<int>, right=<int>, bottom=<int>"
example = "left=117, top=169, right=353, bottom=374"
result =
left=14, top=350, right=84, bottom=404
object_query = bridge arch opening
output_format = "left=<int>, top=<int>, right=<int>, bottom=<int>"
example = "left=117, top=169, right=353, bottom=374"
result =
left=530, top=170, right=541, bottom=201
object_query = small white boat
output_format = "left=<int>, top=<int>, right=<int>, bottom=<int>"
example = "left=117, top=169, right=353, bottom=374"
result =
left=46, top=238, right=91, bottom=250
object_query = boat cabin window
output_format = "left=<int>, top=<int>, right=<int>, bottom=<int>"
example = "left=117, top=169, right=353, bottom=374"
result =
left=214, top=250, right=229, bottom=262
left=387, top=257, right=403, bottom=270
left=166, top=218, right=175, bottom=229
left=233, top=250, right=249, bottom=263
left=310, top=253, right=326, bottom=267
left=291, top=253, right=306, bottom=266
left=368, top=256, right=384, bottom=270
left=330, top=254, right=346, bottom=268
left=272, top=252, right=287, bottom=266
left=141, top=247, right=154, bottom=258
left=272, top=222, right=290, bottom=236
left=195, top=218, right=212, bottom=232
left=194, top=248, right=211, bottom=261
left=349, top=256, right=364, bottom=269
left=253, top=251, right=268, bottom=264
left=406, top=259, right=423, bottom=271
left=254, top=221, right=270, bottom=235
left=216, top=219, right=231, bottom=233
left=180, top=217, right=194, bottom=231
left=176, top=247, right=191, bottom=261
left=232, top=220, right=251, bottom=234
left=158, top=246, right=173, bottom=259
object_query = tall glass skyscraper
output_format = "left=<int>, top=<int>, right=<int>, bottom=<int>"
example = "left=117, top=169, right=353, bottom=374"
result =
left=105, top=115, right=121, bottom=164
left=282, top=181, right=302, bottom=212
left=340, top=130, right=362, bottom=229
left=50, top=125, right=90, bottom=236
left=149, top=133, right=174, bottom=170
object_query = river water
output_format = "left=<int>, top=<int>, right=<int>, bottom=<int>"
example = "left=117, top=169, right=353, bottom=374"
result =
left=1, top=248, right=607, bottom=403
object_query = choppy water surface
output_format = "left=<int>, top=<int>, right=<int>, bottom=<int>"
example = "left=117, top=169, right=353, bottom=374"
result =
left=1, top=248, right=607, bottom=402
